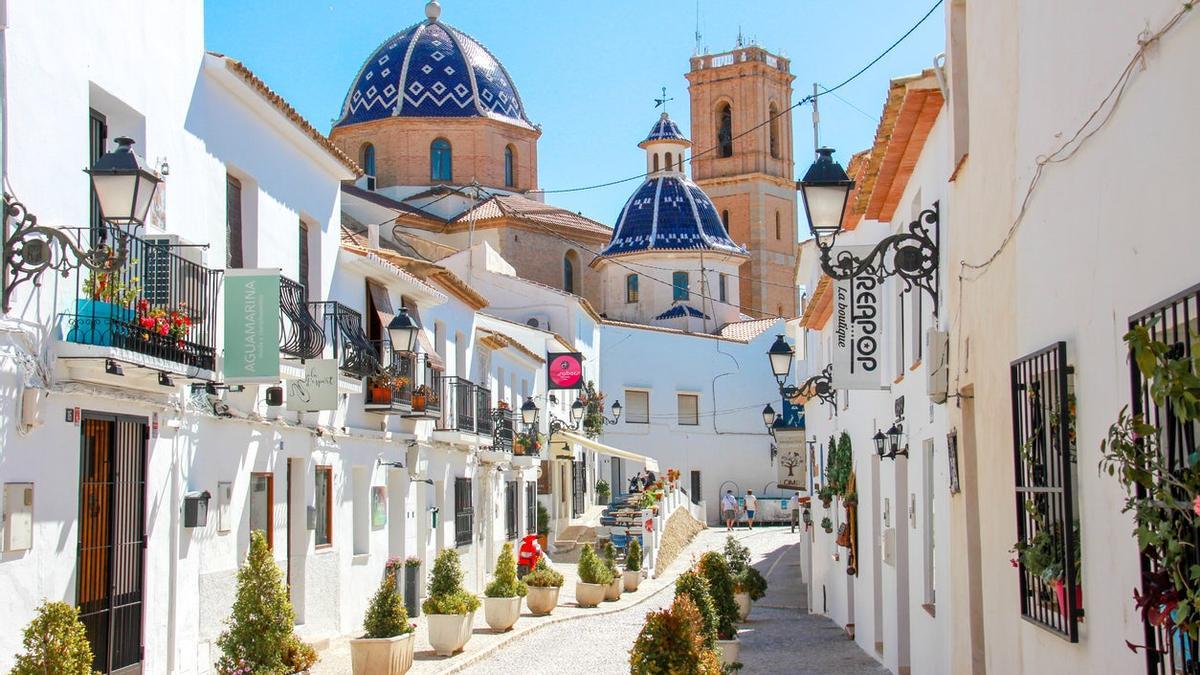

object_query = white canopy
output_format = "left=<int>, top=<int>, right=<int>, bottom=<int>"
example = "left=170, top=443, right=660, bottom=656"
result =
left=555, top=430, right=660, bottom=473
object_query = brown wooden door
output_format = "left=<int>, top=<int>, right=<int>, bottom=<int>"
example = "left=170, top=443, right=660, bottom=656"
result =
left=78, top=415, right=146, bottom=674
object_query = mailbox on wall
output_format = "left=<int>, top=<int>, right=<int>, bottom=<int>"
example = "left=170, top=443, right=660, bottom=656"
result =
left=183, top=491, right=210, bottom=528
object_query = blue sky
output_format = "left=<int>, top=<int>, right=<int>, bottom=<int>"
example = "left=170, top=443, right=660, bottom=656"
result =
left=205, top=1, right=945, bottom=222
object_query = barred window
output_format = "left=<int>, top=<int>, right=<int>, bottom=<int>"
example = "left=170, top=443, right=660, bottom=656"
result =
left=454, top=477, right=473, bottom=547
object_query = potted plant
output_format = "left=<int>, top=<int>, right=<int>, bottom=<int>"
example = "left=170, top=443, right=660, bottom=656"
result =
left=817, top=485, right=834, bottom=509
left=601, top=540, right=622, bottom=601
left=411, top=384, right=432, bottom=411
left=639, top=490, right=657, bottom=514
left=630, top=595, right=723, bottom=674
left=575, top=543, right=613, bottom=607
left=1011, top=513, right=1082, bottom=619
left=843, top=489, right=858, bottom=509
left=596, top=479, right=611, bottom=505
left=11, top=599, right=96, bottom=674
left=350, top=569, right=415, bottom=674
left=369, top=375, right=394, bottom=405
left=536, top=502, right=550, bottom=549
left=483, top=542, right=527, bottom=632
left=523, top=557, right=564, bottom=616
left=579, top=381, right=606, bottom=439
left=724, top=536, right=767, bottom=621
left=515, top=430, right=543, bottom=457
left=820, top=516, right=833, bottom=534
left=674, top=570, right=719, bottom=650
left=698, top=551, right=741, bottom=666
left=624, top=536, right=644, bottom=592
left=68, top=266, right=139, bottom=347
left=216, top=530, right=318, bottom=674
left=421, top=549, right=481, bottom=656
left=135, top=299, right=193, bottom=346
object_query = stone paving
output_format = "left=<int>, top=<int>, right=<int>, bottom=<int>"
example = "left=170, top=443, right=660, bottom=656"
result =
left=313, top=526, right=888, bottom=674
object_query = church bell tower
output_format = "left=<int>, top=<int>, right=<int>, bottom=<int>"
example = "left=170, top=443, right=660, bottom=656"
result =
left=686, top=44, right=797, bottom=318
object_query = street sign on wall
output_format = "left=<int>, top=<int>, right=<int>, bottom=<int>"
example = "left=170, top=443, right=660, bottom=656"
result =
left=830, top=246, right=885, bottom=390
left=547, top=352, right=584, bottom=390
left=286, top=359, right=339, bottom=411
left=223, top=269, right=281, bottom=383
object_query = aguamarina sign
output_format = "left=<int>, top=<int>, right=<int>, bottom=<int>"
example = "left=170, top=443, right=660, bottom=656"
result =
left=831, top=245, right=884, bottom=391
left=547, top=352, right=584, bottom=390
left=223, top=269, right=281, bottom=384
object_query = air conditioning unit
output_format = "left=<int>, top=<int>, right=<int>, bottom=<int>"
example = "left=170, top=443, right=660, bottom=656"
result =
left=927, top=328, right=949, bottom=404
left=525, top=314, right=551, bottom=331
left=139, top=234, right=212, bottom=321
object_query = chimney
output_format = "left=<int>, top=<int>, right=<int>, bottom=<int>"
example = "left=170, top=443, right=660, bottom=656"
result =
left=368, top=223, right=380, bottom=249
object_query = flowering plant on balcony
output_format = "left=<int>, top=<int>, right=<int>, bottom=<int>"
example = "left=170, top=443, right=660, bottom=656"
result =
left=135, top=299, right=192, bottom=344
left=515, top=430, right=543, bottom=455
left=580, top=381, right=606, bottom=439
left=82, top=268, right=140, bottom=306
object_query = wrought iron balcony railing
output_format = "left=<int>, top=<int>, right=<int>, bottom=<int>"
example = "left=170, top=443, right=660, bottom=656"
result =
left=61, top=228, right=220, bottom=371
left=280, top=276, right=325, bottom=360
left=492, top=407, right=514, bottom=454
left=308, top=301, right=378, bottom=378
left=364, top=340, right=414, bottom=412
left=434, top=375, right=492, bottom=436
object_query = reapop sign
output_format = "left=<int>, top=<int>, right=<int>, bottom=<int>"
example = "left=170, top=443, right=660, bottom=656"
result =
left=547, top=352, right=584, bottom=390
left=223, top=269, right=281, bottom=383
left=830, top=246, right=885, bottom=390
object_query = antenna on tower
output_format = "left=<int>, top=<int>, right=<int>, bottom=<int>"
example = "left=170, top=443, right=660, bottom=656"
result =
left=736, top=25, right=744, bottom=48
left=694, top=0, right=703, bottom=55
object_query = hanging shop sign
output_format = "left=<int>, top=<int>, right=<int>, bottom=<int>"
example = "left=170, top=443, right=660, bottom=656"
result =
left=775, top=428, right=807, bottom=491
left=831, top=245, right=884, bottom=390
left=547, top=352, right=584, bottom=390
left=223, top=269, right=281, bottom=383
left=286, top=358, right=339, bottom=412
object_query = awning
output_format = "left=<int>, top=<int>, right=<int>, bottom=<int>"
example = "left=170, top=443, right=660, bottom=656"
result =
left=366, top=280, right=395, bottom=338
left=555, top=430, right=660, bottom=472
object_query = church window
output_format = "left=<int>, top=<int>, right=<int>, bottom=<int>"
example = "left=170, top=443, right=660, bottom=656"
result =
left=362, top=143, right=377, bottom=190
left=653, top=153, right=660, bottom=173
left=717, top=102, right=733, bottom=158
left=431, top=138, right=452, bottom=182
left=665, top=152, right=673, bottom=171
left=504, top=145, right=515, bottom=188
left=769, top=103, right=781, bottom=159
left=721, top=210, right=730, bottom=231
left=719, top=273, right=727, bottom=303
left=563, top=250, right=579, bottom=294
left=626, top=274, right=639, bottom=303
left=672, top=271, right=689, bottom=301
left=775, top=211, right=781, bottom=240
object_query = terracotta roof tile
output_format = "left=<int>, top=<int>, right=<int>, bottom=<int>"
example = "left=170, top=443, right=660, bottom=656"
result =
left=716, top=318, right=778, bottom=342
left=454, top=194, right=613, bottom=238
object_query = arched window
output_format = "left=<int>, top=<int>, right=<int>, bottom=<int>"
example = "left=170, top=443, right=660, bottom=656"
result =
left=626, top=274, right=639, bottom=303
left=716, top=102, right=733, bottom=158
left=665, top=152, right=673, bottom=171
left=769, top=103, right=781, bottom=159
left=430, top=138, right=452, bottom=181
left=775, top=211, right=781, bottom=240
left=504, top=145, right=515, bottom=188
left=362, top=143, right=377, bottom=190
left=672, top=271, right=689, bottom=301
left=563, top=250, right=579, bottom=294
left=653, top=153, right=660, bottom=173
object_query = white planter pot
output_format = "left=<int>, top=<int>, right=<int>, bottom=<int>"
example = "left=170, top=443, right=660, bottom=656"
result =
left=717, top=638, right=741, bottom=666
left=483, top=596, right=521, bottom=632
left=605, top=577, right=622, bottom=601
left=735, top=592, right=751, bottom=622
left=525, top=585, right=560, bottom=615
left=623, top=569, right=642, bottom=592
left=349, top=632, right=415, bottom=675
left=575, top=581, right=607, bottom=608
left=427, top=611, right=475, bottom=656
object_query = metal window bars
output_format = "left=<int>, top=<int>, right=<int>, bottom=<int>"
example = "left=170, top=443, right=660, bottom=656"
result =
left=492, top=407, right=514, bottom=454
left=308, top=301, right=378, bottom=378
left=505, top=481, right=518, bottom=540
left=1129, top=284, right=1200, bottom=674
left=454, top=477, right=473, bottom=548
left=1010, top=341, right=1080, bottom=641
left=434, top=375, right=491, bottom=435
left=279, top=275, right=324, bottom=359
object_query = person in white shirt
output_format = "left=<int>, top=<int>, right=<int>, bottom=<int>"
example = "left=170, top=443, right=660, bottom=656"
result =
left=721, top=490, right=738, bottom=531
left=744, top=490, right=759, bottom=530
left=789, top=492, right=801, bottom=533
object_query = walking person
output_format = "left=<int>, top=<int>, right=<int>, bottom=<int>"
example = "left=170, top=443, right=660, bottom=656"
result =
left=722, top=490, right=738, bottom=531
left=745, top=489, right=758, bottom=530
left=789, top=492, right=801, bottom=533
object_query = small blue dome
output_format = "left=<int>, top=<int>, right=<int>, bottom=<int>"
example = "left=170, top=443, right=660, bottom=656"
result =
left=602, top=175, right=747, bottom=257
left=335, top=13, right=532, bottom=128
left=641, top=113, right=688, bottom=146
left=655, top=304, right=710, bottom=320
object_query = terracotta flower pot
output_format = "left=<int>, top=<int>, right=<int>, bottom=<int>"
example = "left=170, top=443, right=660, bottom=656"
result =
left=717, top=638, right=741, bottom=666
left=371, top=386, right=392, bottom=404
left=575, top=581, right=607, bottom=608
left=483, top=596, right=521, bottom=632
left=1053, top=579, right=1083, bottom=619
left=604, top=577, right=622, bottom=601
left=349, top=632, right=414, bottom=675
left=412, top=393, right=426, bottom=410
left=623, top=569, right=642, bottom=592
left=735, top=592, right=751, bottom=622
left=537, top=534, right=548, bottom=550
left=427, top=612, right=474, bottom=656
left=525, top=586, right=560, bottom=615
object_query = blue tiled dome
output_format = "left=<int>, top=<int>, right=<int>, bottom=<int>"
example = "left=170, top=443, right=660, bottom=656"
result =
left=601, top=175, right=747, bottom=257
left=335, top=4, right=532, bottom=128
left=640, top=113, right=689, bottom=147
left=655, top=304, right=710, bottom=320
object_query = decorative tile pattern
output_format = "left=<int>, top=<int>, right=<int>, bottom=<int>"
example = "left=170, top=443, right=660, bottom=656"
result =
left=336, top=19, right=531, bottom=128
left=643, top=113, right=688, bottom=144
left=602, top=175, right=746, bottom=257
left=655, top=304, right=710, bottom=320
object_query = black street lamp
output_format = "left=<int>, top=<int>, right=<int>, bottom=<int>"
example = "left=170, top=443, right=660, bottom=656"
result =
left=386, top=307, right=421, bottom=353
left=549, top=397, right=621, bottom=436
left=3, top=137, right=164, bottom=312
left=766, top=334, right=836, bottom=406
left=761, top=404, right=776, bottom=429
left=520, top=397, right=539, bottom=427
left=874, top=422, right=908, bottom=460
left=798, top=147, right=940, bottom=308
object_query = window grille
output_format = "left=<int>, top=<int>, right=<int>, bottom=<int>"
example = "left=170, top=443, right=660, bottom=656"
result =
left=525, top=483, right=537, bottom=537
left=505, top=481, right=518, bottom=540
left=454, top=477, right=473, bottom=547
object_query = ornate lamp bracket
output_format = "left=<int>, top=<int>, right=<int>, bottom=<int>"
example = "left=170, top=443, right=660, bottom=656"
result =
left=782, top=363, right=837, bottom=406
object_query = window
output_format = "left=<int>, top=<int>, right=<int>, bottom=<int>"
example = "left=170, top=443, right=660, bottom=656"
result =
left=298, top=220, right=311, bottom=292
left=665, top=152, right=673, bottom=171
left=430, top=138, right=452, bottom=182
left=352, top=467, right=368, bottom=555
left=922, top=438, right=936, bottom=610
left=894, top=289, right=906, bottom=380
left=226, top=174, right=244, bottom=269
left=315, top=466, right=332, bottom=548
left=563, top=250, right=579, bottom=294
left=454, top=477, right=473, bottom=547
left=677, top=393, right=699, bottom=426
left=362, top=143, right=377, bottom=190
left=88, top=109, right=108, bottom=243
left=716, top=102, right=733, bottom=158
left=653, top=153, right=660, bottom=173
left=626, top=274, right=639, bottom=303
left=672, top=271, right=689, bottom=301
left=504, top=145, right=516, bottom=188
left=775, top=211, right=781, bottom=240
left=525, top=483, right=536, bottom=537
left=718, top=273, right=727, bottom=303
left=505, top=481, right=518, bottom=540
left=721, top=210, right=730, bottom=231
left=690, top=470, right=702, bottom=504
left=769, top=102, right=781, bottom=159
left=625, top=390, right=649, bottom=424
left=249, top=473, right=273, bottom=548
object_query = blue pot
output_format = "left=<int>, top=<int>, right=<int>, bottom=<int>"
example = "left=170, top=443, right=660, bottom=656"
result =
left=66, top=299, right=134, bottom=347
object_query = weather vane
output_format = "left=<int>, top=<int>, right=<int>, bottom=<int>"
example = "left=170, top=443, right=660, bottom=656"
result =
left=654, top=87, right=674, bottom=114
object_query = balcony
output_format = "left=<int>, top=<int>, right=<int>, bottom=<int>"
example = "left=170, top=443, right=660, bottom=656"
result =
left=308, top=301, right=379, bottom=378
left=434, top=375, right=493, bottom=439
left=280, top=276, right=325, bottom=360
left=60, top=229, right=220, bottom=375
left=364, top=340, right=415, bottom=414
left=406, top=354, right=443, bottom=419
